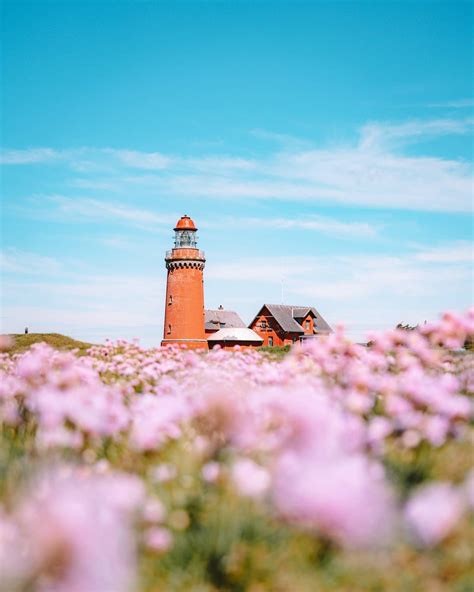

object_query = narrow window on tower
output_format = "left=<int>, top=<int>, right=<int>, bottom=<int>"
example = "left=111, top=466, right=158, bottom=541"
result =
left=168, top=324, right=171, bottom=335
left=168, top=295, right=173, bottom=305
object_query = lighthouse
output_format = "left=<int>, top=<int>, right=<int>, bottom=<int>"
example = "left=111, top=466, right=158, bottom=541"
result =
left=161, top=215, right=207, bottom=349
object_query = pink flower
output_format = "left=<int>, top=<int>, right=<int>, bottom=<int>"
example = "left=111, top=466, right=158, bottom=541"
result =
left=463, top=469, right=474, bottom=509
left=1, top=466, right=145, bottom=592
left=367, top=417, right=393, bottom=448
left=130, top=395, right=189, bottom=451
left=404, top=482, right=465, bottom=547
left=273, top=452, right=396, bottom=547
left=202, top=461, right=220, bottom=483
left=151, top=463, right=177, bottom=483
left=142, top=498, right=166, bottom=523
left=231, top=458, right=270, bottom=499
left=402, top=429, right=422, bottom=449
left=423, top=415, right=449, bottom=447
left=144, top=527, right=173, bottom=552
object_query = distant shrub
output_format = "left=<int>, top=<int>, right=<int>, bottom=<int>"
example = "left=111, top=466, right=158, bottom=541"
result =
left=464, top=336, right=474, bottom=350
left=396, top=323, right=418, bottom=331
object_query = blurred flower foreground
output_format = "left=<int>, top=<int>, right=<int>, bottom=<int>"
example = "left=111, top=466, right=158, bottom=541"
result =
left=0, top=311, right=473, bottom=592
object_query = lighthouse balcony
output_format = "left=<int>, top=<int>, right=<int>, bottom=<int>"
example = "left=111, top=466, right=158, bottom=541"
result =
left=166, top=248, right=205, bottom=261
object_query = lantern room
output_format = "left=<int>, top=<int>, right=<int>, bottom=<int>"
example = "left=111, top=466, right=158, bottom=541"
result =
left=174, top=215, right=198, bottom=248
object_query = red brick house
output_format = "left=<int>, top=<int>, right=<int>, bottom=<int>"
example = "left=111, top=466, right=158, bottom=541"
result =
left=249, top=304, right=332, bottom=347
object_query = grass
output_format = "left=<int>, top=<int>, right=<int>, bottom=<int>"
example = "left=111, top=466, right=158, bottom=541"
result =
left=5, top=333, right=93, bottom=355
left=3, top=336, right=291, bottom=359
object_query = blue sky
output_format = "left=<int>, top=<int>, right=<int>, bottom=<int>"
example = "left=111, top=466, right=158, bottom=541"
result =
left=1, top=0, right=473, bottom=345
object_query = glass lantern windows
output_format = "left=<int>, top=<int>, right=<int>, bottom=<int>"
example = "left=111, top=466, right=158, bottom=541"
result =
left=174, top=229, right=197, bottom=248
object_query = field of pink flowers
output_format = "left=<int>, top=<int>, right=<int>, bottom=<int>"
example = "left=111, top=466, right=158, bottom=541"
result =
left=0, top=311, right=473, bottom=592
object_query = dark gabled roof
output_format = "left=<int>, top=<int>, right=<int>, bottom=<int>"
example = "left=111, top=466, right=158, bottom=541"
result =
left=205, top=309, right=246, bottom=331
left=263, top=304, right=305, bottom=333
left=251, top=304, right=333, bottom=334
left=312, top=312, right=332, bottom=333
left=291, top=307, right=311, bottom=319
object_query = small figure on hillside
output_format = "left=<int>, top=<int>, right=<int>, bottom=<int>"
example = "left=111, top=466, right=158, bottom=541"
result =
left=24, top=327, right=28, bottom=334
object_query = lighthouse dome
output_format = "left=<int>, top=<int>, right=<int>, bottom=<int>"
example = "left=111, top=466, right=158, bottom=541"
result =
left=174, top=215, right=197, bottom=231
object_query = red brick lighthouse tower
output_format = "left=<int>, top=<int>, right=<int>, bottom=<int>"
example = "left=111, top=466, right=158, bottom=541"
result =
left=161, top=215, right=207, bottom=349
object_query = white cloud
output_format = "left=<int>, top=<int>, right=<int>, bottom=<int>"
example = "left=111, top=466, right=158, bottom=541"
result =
left=1, top=272, right=166, bottom=346
left=2, top=116, right=473, bottom=212
left=109, top=149, right=172, bottom=170
left=70, top=178, right=122, bottom=191
left=414, top=241, right=473, bottom=263
left=98, top=236, right=136, bottom=250
left=229, top=215, right=379, bottom=238
left=250, top=128, right=313, bottom=149
left=186, top=156, right=257, bottom=172
left=428, top=99, right=474, bottom=109
left=0, top=249, right=62, bottom=275
left=359, top=117, right=473, bottom=150
left=207, top=257, right=316, bottom=283
left=121, top=118, right=473, bottom=212
left=265, top=148, right=472, bottom=212
left=46, top=196, right=176, bottom=228
left=0, top=148, right=61, bottom=165
left=206, top=246, right=472, bottom=340
left=163, top=174, right=340, bottom=200
left=2, top=241, right=471, bottom=344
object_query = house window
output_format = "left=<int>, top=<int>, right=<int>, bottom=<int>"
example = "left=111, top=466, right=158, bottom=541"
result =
left=292, top=336, right=297, bottom=344
left=167, top=324, right=171, bottom=335
left=168, top=295, right=173, bottom=305
left=261, top=319, right=267, bottom=329
left=305, top=320, right=310, bottom=330
left=268, top=336, right=273, bottom=347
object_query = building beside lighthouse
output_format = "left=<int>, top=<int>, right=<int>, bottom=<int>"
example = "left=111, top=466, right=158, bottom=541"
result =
left=161, top=215, right=207, bottom=349
left=249, top=304, right=332, bottom=346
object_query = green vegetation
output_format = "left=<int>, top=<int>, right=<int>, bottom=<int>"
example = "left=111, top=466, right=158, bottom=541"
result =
left=5, top=333, right=93, bottom=355
left=258, top=344, right=291, bottom=359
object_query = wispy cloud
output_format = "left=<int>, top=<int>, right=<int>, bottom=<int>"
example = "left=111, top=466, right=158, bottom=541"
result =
left=228, top=215, right=379, bottom=238
left=108, top=149, right=172, bottom=170
left=0, top=148, right=62, bottom=165
left=206, top=244, right=472, bottom=338
left=250, top=128, right=313, bottom=149
left=0, top=249, right=62, bottom=275
left=414, top=241, right=473, bottom=264
left=2, top=116, right=473, bottom=213
left=46, top=196, right=176, bottom=229
left=98, top=236, right=137, bottom=250
left=2, top=240, right=471, bottom=343
left=428, top=99, right=474, bottom=109
left=1, top=272, right=165, bottom=340
left=69, top=178, right=122, bottom=191
left=186, top=156, right=257, bottom=172
left=266, top=147, right=472, bottom=212
left=359, top=117, right=473, bottom=150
